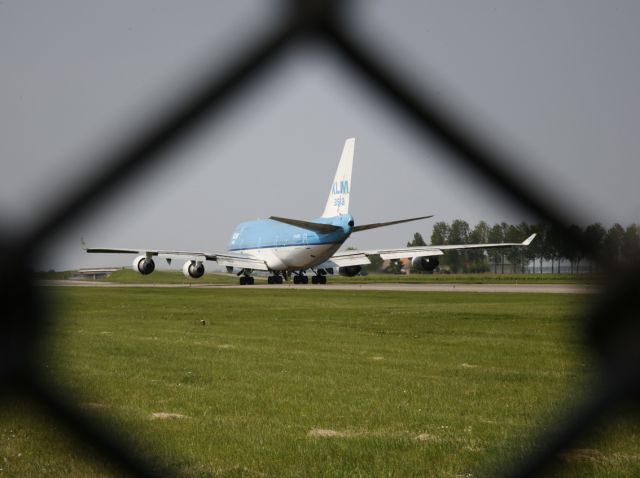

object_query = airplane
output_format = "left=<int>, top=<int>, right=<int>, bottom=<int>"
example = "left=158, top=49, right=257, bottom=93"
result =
left=85, top=138, right=536, bottom=285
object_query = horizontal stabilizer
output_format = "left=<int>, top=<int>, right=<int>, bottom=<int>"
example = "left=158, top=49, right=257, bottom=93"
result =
left=353, top=215, right=433, bottom=232
left=269, top=216, right=342, bottom=234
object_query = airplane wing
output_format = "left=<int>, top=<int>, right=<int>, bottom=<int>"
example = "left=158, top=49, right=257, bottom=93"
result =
left=322, top=234, right=537, bottom=267
left=84, top=246, right=270, bottom=271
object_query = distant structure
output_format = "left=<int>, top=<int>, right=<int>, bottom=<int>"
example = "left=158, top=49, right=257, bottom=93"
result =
left=68, top=268, right=120, bottom=280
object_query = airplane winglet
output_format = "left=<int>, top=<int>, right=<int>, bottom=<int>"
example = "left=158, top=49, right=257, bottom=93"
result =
left=522, top=233, right=537, bottom=246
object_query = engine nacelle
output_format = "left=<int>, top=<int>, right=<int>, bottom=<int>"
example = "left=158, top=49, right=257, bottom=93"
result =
left=183, top=260, right=205, bottom=279
left=339, top=265, right=362, bottom=277
left=411, top=256, right=439, bottom=272
left=133, top=255, right=155, bottom=275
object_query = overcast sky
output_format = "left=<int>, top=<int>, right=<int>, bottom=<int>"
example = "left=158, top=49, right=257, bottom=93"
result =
left=1, top=1, right=639, bottom=271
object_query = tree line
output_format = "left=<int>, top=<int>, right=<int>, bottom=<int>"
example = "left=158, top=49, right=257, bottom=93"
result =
left=403, top=220, right=640, bottom=274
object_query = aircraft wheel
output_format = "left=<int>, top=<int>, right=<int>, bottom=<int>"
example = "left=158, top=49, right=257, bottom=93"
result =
left=301, top=275, right=309, bottom=285
left=311, top=276, right=318, bottom=284
left=248, top=277, right=255, bottom=285
left=319, top=275, right=327, bottom=284
left=267, top=276, right=274, bottom=284
left=239, top=276, right=247, bottom=285
left=293, top=275, right=300, bottom=284
left=276, top=276, right=283, bottom=284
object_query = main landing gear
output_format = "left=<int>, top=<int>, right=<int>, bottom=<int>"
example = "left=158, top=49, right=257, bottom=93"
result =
left=238, top=270, right=327, bottom=286
left=239, top=276, right=254, bottom=285
left=292, top=274, right=308, bottom=285
left=292, top=271, right=326, bottom=285
left=238, top=269, right=255, bottom=285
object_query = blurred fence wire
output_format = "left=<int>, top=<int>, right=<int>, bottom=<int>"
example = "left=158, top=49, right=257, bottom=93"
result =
left=1, top=1, right=638, bottom=476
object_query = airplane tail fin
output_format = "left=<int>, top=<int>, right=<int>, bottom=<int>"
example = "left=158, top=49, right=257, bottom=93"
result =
left=322, top=138, right=354, bottom=218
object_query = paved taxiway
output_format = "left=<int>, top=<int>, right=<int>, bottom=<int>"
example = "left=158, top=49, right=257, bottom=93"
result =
left=41, top=280, right=597, bottom=294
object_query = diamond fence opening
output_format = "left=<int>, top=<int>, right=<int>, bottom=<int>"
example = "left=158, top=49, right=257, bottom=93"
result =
left=2, top=1, right=638, bottom=476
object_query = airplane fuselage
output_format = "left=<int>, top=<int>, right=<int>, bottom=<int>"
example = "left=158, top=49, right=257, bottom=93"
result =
left=84, top=138, right=534, bottom=285
left=228, top=214, right=354, bottom=271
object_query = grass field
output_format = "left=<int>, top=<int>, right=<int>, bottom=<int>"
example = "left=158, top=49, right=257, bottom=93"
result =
left=37, top=268, right=598, bottom=285
left=2, top=287, right=638, bottom=477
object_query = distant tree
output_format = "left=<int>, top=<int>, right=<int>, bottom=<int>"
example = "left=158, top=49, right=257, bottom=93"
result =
left=430, top=222, right=449, bottom=245
left=504, top=224, right=522, bottom=273
left=545, top=226, right=565, bottom=273
left=469, top=220, right=489, bottom=243
left=621, top=224, right=640, bottom=263
left=529, top=223, right=547, bottom=273
left=448, top=219, right=469, bottom=244
left=407, top=232, right=426, bottom=247
left=565, top=224, right=584, bottom=273
left=487, top=223, right=504, bottom=273
left=431, top=221, right=450, bottom=270
left=366, top=254, right=384, bottom=273
left=448, top=219, right=470, bottom=272
left=603, top=223, right=625, bottom=264
left=583, top=223, right=606, bottom=272
left=467, top=221, right=490, bottom=272
left=516, top=222, right=535, bottom=273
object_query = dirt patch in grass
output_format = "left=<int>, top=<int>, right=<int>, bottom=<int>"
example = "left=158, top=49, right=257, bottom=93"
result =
left=151, top=412, right=188, bottom=420
left=415, top=433, right=440, bottom=443
left=459, top=363, right=479, bottom=369
left=81, top=402, right=110, bottom=410
left=557, top=448, right=606, bottom=463
left=308, top=428, right=355, bottom=438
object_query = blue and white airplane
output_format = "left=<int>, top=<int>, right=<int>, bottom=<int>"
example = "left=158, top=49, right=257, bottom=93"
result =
left=85, top=138, right=535, bottom=285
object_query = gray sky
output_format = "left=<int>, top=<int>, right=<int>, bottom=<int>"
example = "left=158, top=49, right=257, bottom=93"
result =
left=1, top=1, right=639, bottom=271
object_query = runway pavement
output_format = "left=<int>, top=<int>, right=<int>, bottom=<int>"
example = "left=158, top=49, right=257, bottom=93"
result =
left=40, top=280, right=597, bottom=294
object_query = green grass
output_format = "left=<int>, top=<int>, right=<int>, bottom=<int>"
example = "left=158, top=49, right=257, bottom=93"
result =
left=84, top=268, right=596, bottom=285
left=332, top=272, right=596, bottom=285
left=2, top=288, right=638, bottom=477
left=37, top=268, right=597, bottom=285
left=103, top=269, right=241, bottom=284
left=33, top=270, right=75, bottom=280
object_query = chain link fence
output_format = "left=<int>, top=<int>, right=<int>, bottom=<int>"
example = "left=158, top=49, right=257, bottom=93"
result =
left=2, top=1, right=638, bottom=476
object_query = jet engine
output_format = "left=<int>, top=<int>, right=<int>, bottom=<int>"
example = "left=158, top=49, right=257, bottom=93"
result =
left=133, top=255, right=155, bottom=275
left=339, top=265, right=362, bottom=277
left=183, top=260, right=205, bottom=279
left=411, top=256, right=439, bottom=272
